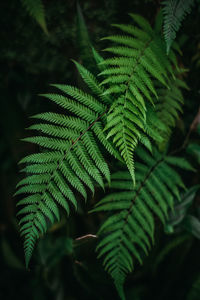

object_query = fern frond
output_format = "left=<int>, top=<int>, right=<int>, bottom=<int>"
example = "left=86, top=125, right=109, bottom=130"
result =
left=162, top=0, right=195, bottom=54
left=155, top=75, right=189, bottom=150
left=76, top=2, right=92, bottom=65
left=16, top=62, right=119, bottom=267
left=100, top=14, right=178, bottom=183
left=92, top=148, right=193, bottom=298
left=21, top=0, right=48, bottom=34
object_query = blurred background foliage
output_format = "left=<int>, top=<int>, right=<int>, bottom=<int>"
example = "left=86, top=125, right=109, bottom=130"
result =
left=0, top=0, right=200, bottom=299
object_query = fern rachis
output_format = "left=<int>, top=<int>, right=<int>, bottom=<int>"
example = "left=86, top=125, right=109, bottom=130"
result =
left=92, top=148, right=194, bottom=298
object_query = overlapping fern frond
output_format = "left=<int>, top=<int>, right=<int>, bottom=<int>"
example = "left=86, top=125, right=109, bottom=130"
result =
left=99, top=13, right=178, bottom=183
left=92, top=147, right=194, bottom=299
left=162, top=0, right=195, bottom=54
left=16, top=61, right=120, bottom=267
left=155, top=75, right=189, bottom=149
left=15, top=11, right=193, bottom=297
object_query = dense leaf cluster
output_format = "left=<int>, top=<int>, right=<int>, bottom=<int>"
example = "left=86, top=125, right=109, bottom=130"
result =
left=14, top=3, right=200, bottom=299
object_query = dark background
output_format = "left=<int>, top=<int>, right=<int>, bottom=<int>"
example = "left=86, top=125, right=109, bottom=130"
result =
left=0, top=1, right=200, bottom=299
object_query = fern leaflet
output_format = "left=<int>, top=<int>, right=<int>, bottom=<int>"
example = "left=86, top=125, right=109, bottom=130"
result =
left=92, top=147, right=194, bottom=299
left=155, top=74, right=189, bottom=150
left=162, top=0, right=195, bottom=54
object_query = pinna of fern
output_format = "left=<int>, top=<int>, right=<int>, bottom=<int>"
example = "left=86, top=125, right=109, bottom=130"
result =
left=162, top=0, right=195, bottom=54
left=99, top=13, right=179, bottom=184
left=92, top=147, right=195, bottom=299
left=154, top=74, right=189, bottom=150
left=15, top=60, right=121, bottom=267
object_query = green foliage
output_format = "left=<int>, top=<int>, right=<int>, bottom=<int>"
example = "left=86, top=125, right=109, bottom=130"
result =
left=162, top=0, right=195, bottom=54
left=165, top=186, right=199, bottom=233
left=16, top=61, right=119, bottom=267
left=155, top=75, right=189, bottom=149
left=76, top=2, right=92, bottom=65
left=100, top=13, right=178, bottom=183
left=16, top=13, right=180, bottom=269
left=13, top=5, right=200, bottom=299
left=187, top=143, right=200, bottom=164
left=92, top=148, right=193, bottom=298
left=21, top=0, right=48, bottom=34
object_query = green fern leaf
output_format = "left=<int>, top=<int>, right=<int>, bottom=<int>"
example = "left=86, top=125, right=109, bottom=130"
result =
left=21, top=0, right=48, bottom=34
left=16, top=62, right=119, bottom=266
left=101, top=14, right=178, bottom=183
left=154, top=74, right=189, bottom=150
left=93, top=147, right=192, bottom=297
left=162, top=0, right=195, bottom=54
